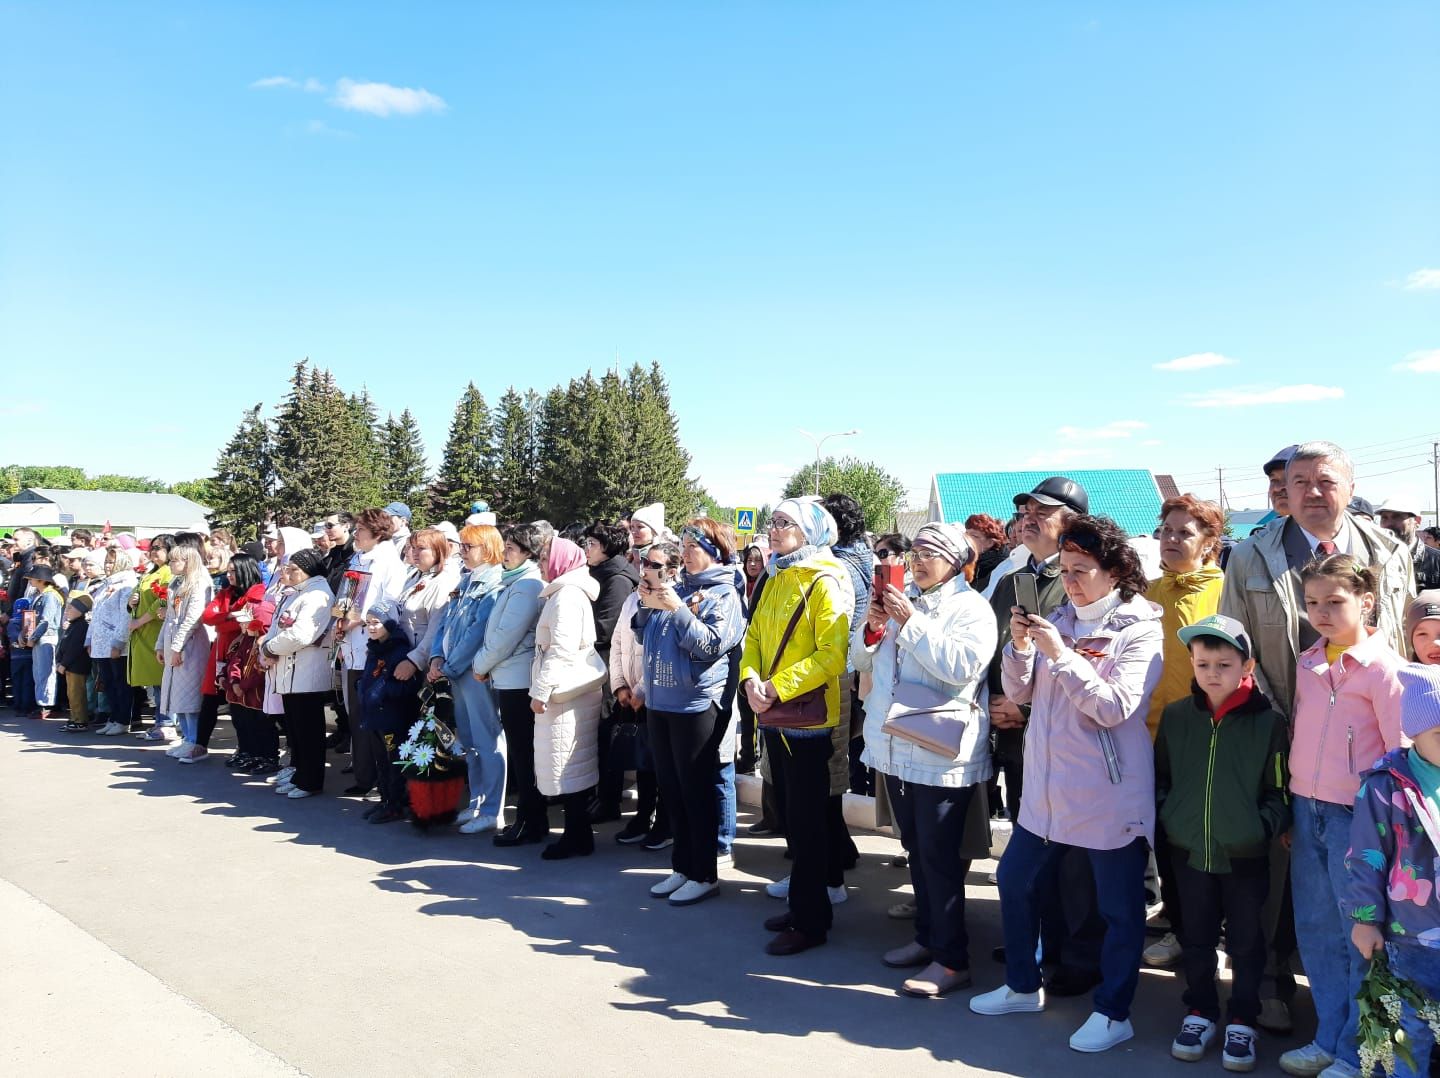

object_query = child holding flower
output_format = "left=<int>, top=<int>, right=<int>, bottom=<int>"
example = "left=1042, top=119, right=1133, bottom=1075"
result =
left=1346, top=663, right=1440, bottom=1077
left=357, top=599, right=421, bottom=825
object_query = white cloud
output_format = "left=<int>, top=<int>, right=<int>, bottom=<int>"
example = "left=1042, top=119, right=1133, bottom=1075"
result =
left=1056, top=419, right=1147, bottom=441
left=331, top=78, right=447, bottom=117
left=1394, top=348, right=1440, bottom=374
left=1402, top=269, right=1440, bottom=291
left=1184, top=384, right=1345, bottom=408
left=252, top=75, right=328, bottom=93
left=1154, top=351, right=1237, bottom=372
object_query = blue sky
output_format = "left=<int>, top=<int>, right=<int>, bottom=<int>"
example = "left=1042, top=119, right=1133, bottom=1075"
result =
left=2, top=2, right=1437, bottom=516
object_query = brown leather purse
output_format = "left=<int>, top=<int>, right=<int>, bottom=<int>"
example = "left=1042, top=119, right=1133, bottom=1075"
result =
left=758, top=577, right=834, bottom=730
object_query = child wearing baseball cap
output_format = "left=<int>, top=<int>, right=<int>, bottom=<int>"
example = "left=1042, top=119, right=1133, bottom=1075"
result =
left=1155, top=614, right=1290, bottom=1071
left=1345, top=662, right=1440, bottom=1076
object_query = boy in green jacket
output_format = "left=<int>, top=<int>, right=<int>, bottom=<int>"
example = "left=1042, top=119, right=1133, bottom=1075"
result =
left=1155, top=614, right=1290, bottom=1073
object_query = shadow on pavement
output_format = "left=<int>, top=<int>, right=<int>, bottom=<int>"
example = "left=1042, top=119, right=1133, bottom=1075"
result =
left=2, top=706, right=1316, bottom=1074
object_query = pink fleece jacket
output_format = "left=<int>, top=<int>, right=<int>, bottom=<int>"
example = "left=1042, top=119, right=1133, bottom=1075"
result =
left=1289, top=627, right=1405, bottom=807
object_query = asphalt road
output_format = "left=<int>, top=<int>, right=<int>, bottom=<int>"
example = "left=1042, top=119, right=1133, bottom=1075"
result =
left=0, top=710, right=1317, bottom=1077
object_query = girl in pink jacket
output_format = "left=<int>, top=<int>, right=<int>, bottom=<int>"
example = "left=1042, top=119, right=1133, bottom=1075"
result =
left=1283, top=554, right=1405, bottom=1078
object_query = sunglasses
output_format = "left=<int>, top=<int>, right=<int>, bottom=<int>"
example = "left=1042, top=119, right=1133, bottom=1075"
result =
left=643, top=559, right=670, bottom=571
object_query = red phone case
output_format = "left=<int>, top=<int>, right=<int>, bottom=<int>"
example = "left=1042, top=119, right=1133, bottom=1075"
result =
left=874, top=564, right=905, bottom=594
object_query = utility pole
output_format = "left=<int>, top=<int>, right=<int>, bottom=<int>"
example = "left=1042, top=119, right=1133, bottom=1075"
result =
left=1432, top=442, right=1439, bottom=529
left=797, top=428, right=861, bottom=496
left=1217, top=467, right=1227, bottom=512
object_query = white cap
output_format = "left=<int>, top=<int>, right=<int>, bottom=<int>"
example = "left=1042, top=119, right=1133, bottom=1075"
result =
left=434, top=521, right=460, bottom=543
left=1378, top=493, right=1423, bottom=518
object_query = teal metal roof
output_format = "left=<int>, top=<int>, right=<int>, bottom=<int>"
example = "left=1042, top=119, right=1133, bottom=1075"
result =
left=933, top=469, right=1163, bottom=536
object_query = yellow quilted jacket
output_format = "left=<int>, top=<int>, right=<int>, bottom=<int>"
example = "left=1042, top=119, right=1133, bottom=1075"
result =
left=740, top=553, right=851, bottom=729
left=1145, top=563, right=1225, bottom=739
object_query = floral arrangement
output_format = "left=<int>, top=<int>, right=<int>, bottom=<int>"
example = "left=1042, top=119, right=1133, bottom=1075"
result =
left=150, top=581, right=169, bottom=604
left=397, top=713, right=461, bottom=780
left=1356, top=949, right=1440, bottom=1076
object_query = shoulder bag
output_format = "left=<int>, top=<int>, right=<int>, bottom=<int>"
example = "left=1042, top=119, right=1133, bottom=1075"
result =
left=879, top=618, right=972, bottom=759
left=758, top=576, right=834, bottom=730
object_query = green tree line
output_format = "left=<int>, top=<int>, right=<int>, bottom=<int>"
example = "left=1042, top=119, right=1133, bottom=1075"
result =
left=204, top=359, right=699, bottom=540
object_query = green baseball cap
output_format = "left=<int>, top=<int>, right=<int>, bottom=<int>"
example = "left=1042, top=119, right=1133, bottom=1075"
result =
left=1178, top=614, right=1252, bottom=659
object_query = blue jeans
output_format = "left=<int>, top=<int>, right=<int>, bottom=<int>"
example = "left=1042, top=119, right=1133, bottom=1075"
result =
left=451, top=676, right=507, bottom=818
left=31, top=640, right=57, bottom=707
left=11, top=651, right=35, bottom=712
left=997, top=823, right=1149, bottom=1021
left=1290, top=795, right=1364, bottom=1067
left=1388, top=942, right=1440, bottom=1077
left=716, top=760, right=736, bottom=855
left=174, top=713, right=199, bottom=743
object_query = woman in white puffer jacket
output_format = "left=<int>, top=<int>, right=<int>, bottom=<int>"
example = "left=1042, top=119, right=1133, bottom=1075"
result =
left=529, top=537, right=605, bottom=861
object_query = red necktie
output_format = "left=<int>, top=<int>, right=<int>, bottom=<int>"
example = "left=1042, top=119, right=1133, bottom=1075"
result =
left=1316, top=541, right=1338, bottom=557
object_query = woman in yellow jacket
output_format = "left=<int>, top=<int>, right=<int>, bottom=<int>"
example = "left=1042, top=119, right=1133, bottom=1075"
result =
left=1143, top=494, right=1225, bottom=969
left=742, top=496, right=850, bottom=956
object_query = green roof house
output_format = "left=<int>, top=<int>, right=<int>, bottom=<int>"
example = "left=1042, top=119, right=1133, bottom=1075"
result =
left=928, top=469, right=1165, bottom=537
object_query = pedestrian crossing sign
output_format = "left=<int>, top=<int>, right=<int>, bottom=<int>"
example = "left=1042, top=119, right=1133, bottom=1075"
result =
left=735, top=507, right=757, bottom=535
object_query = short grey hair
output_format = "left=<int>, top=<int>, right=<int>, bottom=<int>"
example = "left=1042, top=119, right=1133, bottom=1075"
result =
left=1287, top=441, right=1353, bottom=483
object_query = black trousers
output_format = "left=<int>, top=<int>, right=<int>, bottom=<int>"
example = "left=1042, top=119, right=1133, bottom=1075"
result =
left=498, top=688, right=546, bottom=829
left=764, top=729, right=833, bottom=937
left=1174, top=851, right=1270, bottom=1025
left=196, top=693, right=222, bottom=748
left=887, top=775, right=977, bottom=970
left=649, top=704, right=724, bottom=884
left=346, top=669, right=377, bottom=790
left=99, top=657, right=146, bottom=728
left=1154, top=821, right=1184, bottom=935
left=282, top=691, right=329, bottom=793
left=230, top=705, right=279, bottom=759
left=992, top=727, right=1024, bottom=819
left=368, top=728, right=408, bottom=809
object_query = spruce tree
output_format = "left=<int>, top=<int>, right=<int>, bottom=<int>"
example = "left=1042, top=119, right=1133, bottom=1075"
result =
left=340, top=387, right=387, bottom=512
left=208, top=403, right=274, bottom=539
left=623, top=362, right=694, bottom=528
left=533, top=385, right=573, bottom=522
left=491, top=387, right=540, bottom=521
left=430, top=383, right=495, bottom=522
left=382, top=409, right=429, bottom=514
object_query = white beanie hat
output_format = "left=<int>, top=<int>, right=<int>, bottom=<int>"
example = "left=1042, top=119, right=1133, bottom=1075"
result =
left=630, top=503, right=666, bottom=536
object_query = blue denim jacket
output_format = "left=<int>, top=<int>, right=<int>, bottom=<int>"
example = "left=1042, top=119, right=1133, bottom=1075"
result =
left=430, top=563, right=502, bottom=680
left=635, top=564, right=745, bottom=714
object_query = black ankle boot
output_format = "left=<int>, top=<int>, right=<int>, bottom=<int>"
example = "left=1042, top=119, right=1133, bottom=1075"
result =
left=541, top=831, right=595, bottom=860
left=494, top=820, right=546, bottom=847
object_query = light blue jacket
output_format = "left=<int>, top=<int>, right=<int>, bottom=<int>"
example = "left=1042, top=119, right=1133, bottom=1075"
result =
left=430, top=563, right=502, bottom=681
left=471, top=563, right=545, bottom=691
left=31, top=587, right=65, bottom=643
left=635, top=564, right=745, bottom=714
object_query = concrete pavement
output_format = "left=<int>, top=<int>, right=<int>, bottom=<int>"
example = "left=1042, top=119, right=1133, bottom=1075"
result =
left=0, top=710, right=1315, bottom=1076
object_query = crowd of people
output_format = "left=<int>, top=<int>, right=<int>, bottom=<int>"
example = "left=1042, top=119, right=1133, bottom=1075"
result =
left=3, top=440, right=1440, bottom=1076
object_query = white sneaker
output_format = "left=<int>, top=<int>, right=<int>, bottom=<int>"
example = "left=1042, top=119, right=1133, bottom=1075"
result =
left=1144, top=931, right=1183, bottom=967
left=827, top=885, right=847, bottom=904
left=969, top=985, right=1045, bottom=1015
left=1315, top=1063, right=1359, bottom=1078
left=669, top=880, right=719, bottom=906
left=1171, top=1013, right=1217, bottom=1061
left=1278, top=1043, right=1335, bottom=1077
left=1221, top=1024, right=1258, bottom=1073
left=165, top=740, right=192, bottom=758
left=650, top=872, right=688, bottom=897
left=286, top=788, right=313, bottom=799
left=274, top=782, right=296, bottom=795
left=268, top=767, right=296, bottom=786
left=99, top=721, right=124, bottom=735
left=458, top=814, right=498, bottom=834
left=1069, top=1012, right=1134, bottom=1053
left=177, top=746, right=209, bottom=765
left=765, top=875, right=791, bottom=899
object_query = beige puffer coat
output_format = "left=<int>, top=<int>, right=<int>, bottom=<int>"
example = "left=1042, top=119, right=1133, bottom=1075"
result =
left=531, top=567, right=605, bottom=797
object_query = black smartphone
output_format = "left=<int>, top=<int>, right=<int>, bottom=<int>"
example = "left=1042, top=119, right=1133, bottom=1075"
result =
left=1012, top=573, right=1041, bottom=617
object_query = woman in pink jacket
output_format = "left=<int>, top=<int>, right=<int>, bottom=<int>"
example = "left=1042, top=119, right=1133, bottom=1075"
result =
left=1278, top=554, right=1405, bottom=1078
left=970, top=514, right=1163, bottom=1055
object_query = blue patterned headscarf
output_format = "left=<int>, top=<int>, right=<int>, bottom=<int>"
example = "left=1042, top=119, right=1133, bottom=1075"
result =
left=773, top=497, right=838, bottom=548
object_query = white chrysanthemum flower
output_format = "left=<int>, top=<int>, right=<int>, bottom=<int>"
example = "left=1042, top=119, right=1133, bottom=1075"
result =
left=411, top=743, right=436, bottom=770
left=397, top=741, right=415, bottom=760
left=424, top=717, right=437, bottom=732
left=408, top=719, right=426, bottom=741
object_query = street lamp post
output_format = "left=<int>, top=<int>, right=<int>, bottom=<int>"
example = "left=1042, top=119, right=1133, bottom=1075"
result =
left=797, top=428, right=861, bottom=496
